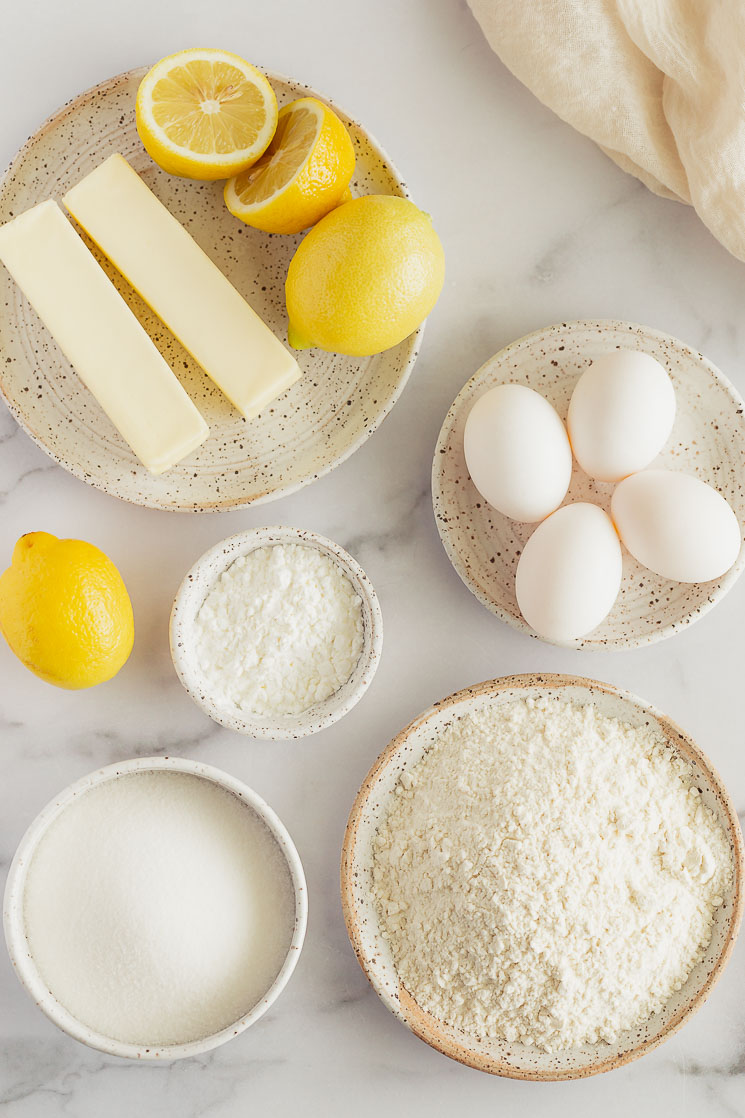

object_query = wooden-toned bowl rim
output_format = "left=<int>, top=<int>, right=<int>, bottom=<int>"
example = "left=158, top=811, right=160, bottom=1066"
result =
left=340, top=673, right=744, bottom=1080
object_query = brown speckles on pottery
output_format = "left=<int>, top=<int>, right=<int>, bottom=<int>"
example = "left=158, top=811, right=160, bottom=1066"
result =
left=0, top=68, right=421, bottom=511
left=432, top=320, right=745, bottom=649
left=340, top=674, right=744, bottom=1079
left=169, top=525, right=383, bottom=740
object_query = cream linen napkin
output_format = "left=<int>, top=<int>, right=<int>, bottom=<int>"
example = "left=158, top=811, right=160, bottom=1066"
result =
left=468, top=0, right=745, bottom=261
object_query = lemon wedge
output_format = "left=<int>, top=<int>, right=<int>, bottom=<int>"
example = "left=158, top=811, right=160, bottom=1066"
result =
left=224, top=97, right=355, bottom=234
left=136, top=48, right=278, bottom=180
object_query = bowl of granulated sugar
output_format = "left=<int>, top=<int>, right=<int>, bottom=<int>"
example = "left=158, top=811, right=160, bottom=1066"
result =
left=170, top=525, right=383, bottom=740
left=3, top=756, right=307, bottom=1060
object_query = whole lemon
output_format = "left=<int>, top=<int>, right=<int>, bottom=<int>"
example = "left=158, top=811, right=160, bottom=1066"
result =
left=0, top=532, right=134, bottom=689
left=285, top=195, right=445, bottom=356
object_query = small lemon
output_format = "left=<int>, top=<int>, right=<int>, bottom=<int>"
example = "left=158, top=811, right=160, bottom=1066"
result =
left=224, top=97, right=355, bottom=234
left=0, top=532, right=134, bottom=689
left=285, top=195, right=445, bottom=356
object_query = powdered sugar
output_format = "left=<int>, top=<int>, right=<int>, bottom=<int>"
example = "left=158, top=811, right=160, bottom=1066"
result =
left=194, top=543, right=364, bottom=716
left=372, top=696, right=732, bottom=1052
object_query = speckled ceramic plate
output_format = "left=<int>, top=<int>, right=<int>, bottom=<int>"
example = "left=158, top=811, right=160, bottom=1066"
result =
left=432, top=321, right=745, bottom=649
left=0, top=68, right=421, bottom=511
left=341, top=674, right=744, bottom=1080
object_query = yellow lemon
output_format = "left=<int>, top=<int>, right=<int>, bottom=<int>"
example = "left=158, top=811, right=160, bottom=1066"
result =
left=285, top=195, right=445, bottom=356
left=0, top=532, right=134, bottom=689
left=224, top=97, right=355, bottom=234
left=136, top=48, right=278, bottom=180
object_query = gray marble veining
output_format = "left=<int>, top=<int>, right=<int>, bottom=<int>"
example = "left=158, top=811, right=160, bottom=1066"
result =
left=1, top=0, right=744, bottom=1114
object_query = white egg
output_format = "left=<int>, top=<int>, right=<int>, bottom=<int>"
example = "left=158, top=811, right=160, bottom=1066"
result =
left=515, top=503, right=623, bottom=642
left=611, top=469, right=741, bottom=583
left=567, top=351, right=676, bottom=482
left=463, top=384, right=572, bottom=522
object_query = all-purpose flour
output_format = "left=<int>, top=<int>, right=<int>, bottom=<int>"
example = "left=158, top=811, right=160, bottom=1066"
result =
left=372, top=697, right=732, bottom=1052
left=24, top=771, right=295, bottom=1046
left=194, top=544, right=364, bottom=716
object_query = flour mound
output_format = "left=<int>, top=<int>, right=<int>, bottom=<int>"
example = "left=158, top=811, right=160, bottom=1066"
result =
left=372, top=696, right=732, bottom=1052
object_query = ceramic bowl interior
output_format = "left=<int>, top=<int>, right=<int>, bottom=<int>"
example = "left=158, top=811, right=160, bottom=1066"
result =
left=0, top=67, right=421, bottom=511
left=432, top=320, right=745, bottom=649
left=341, top=674, right=744, bottom=1080
left=3, top=755, right=308, bottom=1060
left=170, top=526, right=383, bottom=740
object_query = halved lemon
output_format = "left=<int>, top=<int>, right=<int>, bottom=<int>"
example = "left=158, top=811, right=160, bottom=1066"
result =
left=224, top=97, right=355, bottom=234
left=136, top=48, right=278, bottom=180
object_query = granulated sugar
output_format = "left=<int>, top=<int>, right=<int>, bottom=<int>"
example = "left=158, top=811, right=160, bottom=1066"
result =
left=372, top=696, right=733, bottom=1052
left=23, top=771, right=295, bottom=1046
left=194, top=544, right=364, bottom=716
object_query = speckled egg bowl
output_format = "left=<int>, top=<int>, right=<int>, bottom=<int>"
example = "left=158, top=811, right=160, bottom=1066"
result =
left=0, top=67, right=422, bottom=511
left=432, top=320, right=745, bottom=649
left=3, top=755, right=308, bottom=1061
left=170, top=526, right=383, bottom=740
left=340, top=674, right=744, bottom=1080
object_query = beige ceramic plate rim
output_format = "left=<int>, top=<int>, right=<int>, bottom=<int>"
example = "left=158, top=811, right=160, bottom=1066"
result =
left=3, top=755, right=308, bottom=1061
left=169, top=525, right=384, bottom=740
left=432, top=319, right=745, bottom=650
left=340, top=673, right=745, bottom=1080
left=0, top=65, right=423, bottom=512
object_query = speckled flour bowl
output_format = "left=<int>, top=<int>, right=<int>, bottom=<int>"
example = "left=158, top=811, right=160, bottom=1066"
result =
left=0, top=67, right=422, bottom=511
left=4, top=756, right=307, bottom=1061
left=341, top=674, right=744, bottom=1080
left=170, top=526, right=383, bottom=739
left=432, top=321, right=745, bottom=649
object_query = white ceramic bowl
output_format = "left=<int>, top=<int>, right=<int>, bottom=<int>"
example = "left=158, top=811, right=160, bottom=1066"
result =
left=433, top=320, right=745, bottom=649
left=170, top=526, right=383, bottom=739
left=3, top=756, right=307, bottom=1060
left=341, top=674, right=743, bottom=1080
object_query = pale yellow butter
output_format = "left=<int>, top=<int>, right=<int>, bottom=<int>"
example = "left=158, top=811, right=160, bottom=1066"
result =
left=64, top=154, right=301, bottom=420
left=0, top=200, right=209, bottom=474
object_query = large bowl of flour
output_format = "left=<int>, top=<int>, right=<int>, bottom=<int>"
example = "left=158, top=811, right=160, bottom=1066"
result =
left=341, top=674, right=743, bottom=1079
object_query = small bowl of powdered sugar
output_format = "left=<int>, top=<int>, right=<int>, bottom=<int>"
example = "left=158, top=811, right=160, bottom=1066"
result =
left=170, top=525, right=383, bottom=739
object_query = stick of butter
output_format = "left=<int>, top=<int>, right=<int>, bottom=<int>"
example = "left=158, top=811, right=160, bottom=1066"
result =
left=0, top=200, right=209, bottom=475
left=64, top=154, right=301, bottom=420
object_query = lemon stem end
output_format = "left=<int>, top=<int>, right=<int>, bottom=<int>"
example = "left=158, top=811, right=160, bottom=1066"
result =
left=287, top=322, right=313, bottom=350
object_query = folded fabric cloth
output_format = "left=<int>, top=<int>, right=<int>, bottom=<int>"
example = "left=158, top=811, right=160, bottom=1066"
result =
left=468, top=0, right=745, bottom=262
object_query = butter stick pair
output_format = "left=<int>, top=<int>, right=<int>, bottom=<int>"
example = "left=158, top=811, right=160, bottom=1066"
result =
left=0, top=155, right=300, bottom=474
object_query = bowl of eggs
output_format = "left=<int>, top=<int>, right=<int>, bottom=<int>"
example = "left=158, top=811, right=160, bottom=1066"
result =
left=432, top=320, right=745, bottom=649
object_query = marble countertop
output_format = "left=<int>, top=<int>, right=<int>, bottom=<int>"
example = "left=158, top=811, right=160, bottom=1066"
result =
left=2, top=1, right=744, bottom=1114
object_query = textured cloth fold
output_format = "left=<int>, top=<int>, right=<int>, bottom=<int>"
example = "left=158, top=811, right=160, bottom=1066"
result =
left=468, top=0, right=745, bottom=261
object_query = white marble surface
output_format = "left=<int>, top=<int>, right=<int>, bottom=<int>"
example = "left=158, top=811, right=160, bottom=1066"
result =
left=1, top=0, right=744, bottom=1114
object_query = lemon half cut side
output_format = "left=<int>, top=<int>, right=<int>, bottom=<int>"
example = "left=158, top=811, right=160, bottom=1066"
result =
left=136, top=48, right=278, bottom=180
